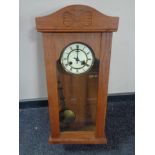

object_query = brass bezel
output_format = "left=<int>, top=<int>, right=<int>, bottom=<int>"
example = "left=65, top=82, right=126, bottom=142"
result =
left=60, top=42, right=95, bottom=75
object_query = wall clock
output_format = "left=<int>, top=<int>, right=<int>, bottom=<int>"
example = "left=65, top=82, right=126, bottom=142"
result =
left=36, top=5, right=119, bottom=144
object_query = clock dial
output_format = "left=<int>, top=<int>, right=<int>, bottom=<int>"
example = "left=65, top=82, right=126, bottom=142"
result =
left=60, top=43, right=95, bottom=74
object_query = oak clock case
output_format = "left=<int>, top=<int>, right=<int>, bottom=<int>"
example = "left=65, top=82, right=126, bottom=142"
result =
left=36, top=5, right=119, bottom=144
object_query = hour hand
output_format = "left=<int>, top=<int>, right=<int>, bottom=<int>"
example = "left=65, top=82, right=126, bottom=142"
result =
left=74, top=57, right=79, bottom=63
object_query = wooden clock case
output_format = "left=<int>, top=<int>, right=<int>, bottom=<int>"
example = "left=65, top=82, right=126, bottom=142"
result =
left=36, top=5, right=119, bottom=144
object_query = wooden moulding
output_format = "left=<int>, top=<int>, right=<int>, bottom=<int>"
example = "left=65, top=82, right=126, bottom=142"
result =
left=36, top=5, right=119, bottom=32
left=49, top=131, right=107, bottom=144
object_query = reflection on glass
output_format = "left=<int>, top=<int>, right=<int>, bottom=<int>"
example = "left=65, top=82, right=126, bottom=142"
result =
left=57, top=59, right=99, bottom=132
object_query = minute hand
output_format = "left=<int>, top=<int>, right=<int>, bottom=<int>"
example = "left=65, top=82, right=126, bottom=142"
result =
left=76, top=46, right=79, bottom=63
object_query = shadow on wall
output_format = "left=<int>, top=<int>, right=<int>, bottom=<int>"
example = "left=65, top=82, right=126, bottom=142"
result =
left=29, top=28, right=47, bottom=98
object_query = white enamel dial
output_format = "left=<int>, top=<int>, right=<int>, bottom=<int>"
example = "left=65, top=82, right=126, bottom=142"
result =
left=60, top=42, right=95, bottom=74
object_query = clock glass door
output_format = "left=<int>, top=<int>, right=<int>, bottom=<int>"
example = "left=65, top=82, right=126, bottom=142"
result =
left=57, top=42, right=99, bottom=132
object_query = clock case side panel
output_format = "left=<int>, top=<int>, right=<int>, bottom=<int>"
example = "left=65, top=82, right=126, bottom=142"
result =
left=96, top=32, right=113, bottom=138
left=42, top=33, right=60, bottom=138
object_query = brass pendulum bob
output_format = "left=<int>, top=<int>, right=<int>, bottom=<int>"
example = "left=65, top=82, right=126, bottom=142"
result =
left=58, top=80, right=76, bottom=125
left=59, top=109, right=76, bottom=124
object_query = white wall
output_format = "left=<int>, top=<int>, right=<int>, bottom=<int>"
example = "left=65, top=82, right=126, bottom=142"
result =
left=19, top=0, right=135, bottom=100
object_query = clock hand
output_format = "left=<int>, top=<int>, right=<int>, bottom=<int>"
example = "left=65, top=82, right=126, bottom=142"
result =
left=73, top=54, right=79, bottom=64
left=74, top=57, right=78, bottom=62
left=76, top=45, right=80, bottom=63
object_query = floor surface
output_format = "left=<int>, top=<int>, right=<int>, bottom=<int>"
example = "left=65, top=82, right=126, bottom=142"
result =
left=19, top=100, right=135, bottom=155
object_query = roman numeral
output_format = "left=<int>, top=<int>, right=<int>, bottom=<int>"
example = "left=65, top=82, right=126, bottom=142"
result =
left=85, top=64, right=90, bottom=67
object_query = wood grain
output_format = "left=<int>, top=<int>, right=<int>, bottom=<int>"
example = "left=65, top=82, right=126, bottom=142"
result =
left=49, top=131, right=107, bottom=144
left=36, top=5, right=119, bottom=32
left=96, top=32, right=112, bottom=138
left=42, top=33, right=60, bottom=138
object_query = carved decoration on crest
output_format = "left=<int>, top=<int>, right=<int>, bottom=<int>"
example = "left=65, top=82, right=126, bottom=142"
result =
left=63, top=11, right=92, bottom=27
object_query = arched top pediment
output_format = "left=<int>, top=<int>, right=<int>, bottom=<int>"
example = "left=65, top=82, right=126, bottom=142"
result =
left=36, top=5, right=119, bottom=32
